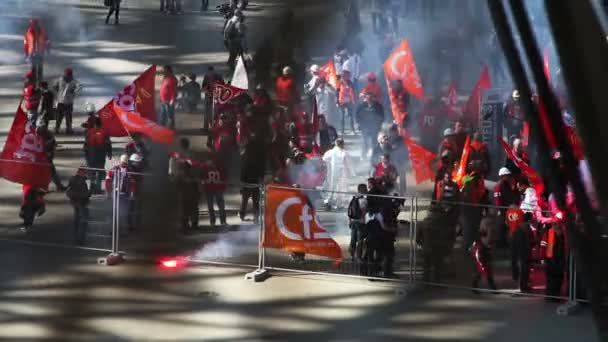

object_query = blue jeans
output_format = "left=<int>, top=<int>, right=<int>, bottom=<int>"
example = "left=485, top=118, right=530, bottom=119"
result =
left=160, top=103, right=175, bottom=129
left=350, top=221, right=366, bottom=259
left=206, top=192, right=226, bottom=225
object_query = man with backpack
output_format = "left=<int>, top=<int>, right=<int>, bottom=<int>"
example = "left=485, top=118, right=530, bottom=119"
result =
left=66, top=167, right=91, bottom=245
left=84, top=117, right=112, bottom=194
left=348, top=184, right=368, bottom=261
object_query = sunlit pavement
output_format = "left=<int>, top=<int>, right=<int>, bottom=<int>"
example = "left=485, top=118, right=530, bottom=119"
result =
left=0, top=0, right=601, bottom=340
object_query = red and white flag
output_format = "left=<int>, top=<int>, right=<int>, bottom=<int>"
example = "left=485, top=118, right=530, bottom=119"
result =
left=113, top=104, right=175, bottom=145
left=403, top=134, right=437, bottom=184
left=0, top=106, right=51, bottom=188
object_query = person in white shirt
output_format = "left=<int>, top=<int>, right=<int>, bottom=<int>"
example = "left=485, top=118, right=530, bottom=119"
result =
left=342, top=50, right=361, bottom=93
left=322, top=138, right=355, bottom=209
left=518, top=178, right=538, bottom=213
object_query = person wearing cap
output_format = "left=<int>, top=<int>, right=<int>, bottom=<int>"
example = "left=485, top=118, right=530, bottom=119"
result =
left=84, top=117, right=112, bottom=194
left=494, top=167, right=519, bottom=247
left=24, top=18, right=50, bottom=82
left=53, top=67, right=82, bottom=134
left=223, top=9, right=246, bottom=69
left=322, top=138, right=355, bottom=209
left=356, top=91, right=384, bottom=159
left=23, top=71, right=41, bottom=126
left=105, top=0, right=121, bottom=25
left=66, top=166, right=91, bottom=245
left=275, top=66, right=298, bottom=114
left=360, top=72, right=383, bottom=104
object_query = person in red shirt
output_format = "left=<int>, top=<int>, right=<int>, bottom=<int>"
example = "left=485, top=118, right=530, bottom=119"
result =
left=23, top=71, right=41, bottom=125
left=84, top=117, right=112, bottom=194
left=24, top=18, right=50, bottom=82
left=200, top=157, right=227, bottom=227
left=275, top=66, right=298, bottom=116
left=160, top=65, right=178, bottom=129
left=360, top=72, right=383, bottom=104
left=209, top=113, right=235, bottom=154
left=389, top=80, right=410, bottom=125
left=469, top=132, right=491, bottom=177
left=373, top=153, right=398, bottom=193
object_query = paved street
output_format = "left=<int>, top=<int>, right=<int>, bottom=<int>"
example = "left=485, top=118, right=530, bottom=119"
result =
left=0, top=0, right=601, bottom=340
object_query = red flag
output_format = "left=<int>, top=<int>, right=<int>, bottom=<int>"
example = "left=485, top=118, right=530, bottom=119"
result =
left=383, top=39, right=424, bottom=100
left=213, top=83, right=247, bottom=113
left=463, top=66, right=491, bottom=128
left=403, top=135, right=437, bottom=184
left=320, top=60, right=339, bottom=89
left=543, top=47, right=551, bottom=84
left=263, top=186, right=342, bottom=261
left=444, top=81, right=461, bottom=120
left=453, top=135, right=471, bottom=186
left=499, top=137, right=544, bottom=194
left=0, top=106, right=51, bottom=188
left=100, top=65, right=157, bottom=136
left=113, top=104, right=175, bottom=145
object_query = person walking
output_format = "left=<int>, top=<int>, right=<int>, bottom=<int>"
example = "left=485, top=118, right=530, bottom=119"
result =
left=66, top=166, right=91, bottom=245
left=160, top=65, right=177, bottom=129
left=23, top=18, right=50, bottom=82
left=105, top=0, right=121, bottom=25
left=53, top=68, right=82, bottom=134
left=223, top=10, right=246, bottom=69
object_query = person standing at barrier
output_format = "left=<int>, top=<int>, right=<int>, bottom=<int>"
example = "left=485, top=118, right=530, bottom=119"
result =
left=239, top=138, right=265, bottom=224
left=361, top=177, right=387, bottom=277
left=160, top=65, right=178, bottom=129
left=126, top=133, right=149, bottom=170
left=378, top=192, right=401, bottom=278
left=66, top=166, right=91, bottom=245
left=347, top=184, right=368, bottom=261
left=511, top=212, right=533, bottom=293
left=541, top=223, right=566, bottom=300
left=105, top=154, right=131, bottom=230
left=105, top=0, right=121, bottom=25
left=19, top=185, right=46, bottom=234
left=24, top=18, right=50, bottom=82
left=201, top=157, right=227, bottom=227
left=494, top=167, right=519, bottom=247
left=470, top=222, right=498, bottom=294
left=53, top=68, right=82, bottom=135
left=178, top=162, right=200, bottom=233
left=37, top=124, right=66, bottom=191
left=84, top=117, right=112, bottom=194
left=372, top=153, right=398, bottom=193
left=127, top=153, right=145, bottom=232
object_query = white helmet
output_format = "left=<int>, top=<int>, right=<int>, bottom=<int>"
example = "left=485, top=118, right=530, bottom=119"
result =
left=85, top=103, right=96, bottom=114
left=129, top=153, right=143, bottom=163
left=498, top=167, right=512, bottom=177
left=309, top=64, right=320, bottom=74
left=282, top=66, right=293, bottom=75
left=119, top=154, right=129, bottom=164
left=443, top=128, right=454, bottom=137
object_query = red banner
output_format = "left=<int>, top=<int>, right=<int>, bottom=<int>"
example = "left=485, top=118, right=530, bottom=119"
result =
left=463, top=66, right=491, bottom=128
left=320, top=60, right=338, bottom=89
left=113, top=104, right=175, bottom=145
left=263, top=186, right=342, bottom=261
left=100, top=65, right=157, bottom=136
left=499, top=137, right=544, bottom=194
left=383, top=39, right=424, bottom=100
left=403, top=136, right=437, bottom=184
left=454, top=135, right=471, bottom=187
left=212, top=83, right=247, bottom=114
left=0, top=106, right=51, bottom=188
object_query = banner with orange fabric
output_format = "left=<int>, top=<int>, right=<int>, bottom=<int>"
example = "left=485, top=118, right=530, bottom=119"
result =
left=453, top=135, right=471, bottom=187
left=383, top=39, right=424, bottom=100
left=100, top=65, right=157, bottom=136
left=403, top=135, right=436, bottom=184
left=499, top=137, right=544, bottom=194
left=0, top=105, right=51, bottom=189
left=463, top=66, right=491, bottom=128
left=320, top=60, right=339, bottom=89
left=263, top=186, right=342, bottom=261
left=113, top=104, right=175, bottom=145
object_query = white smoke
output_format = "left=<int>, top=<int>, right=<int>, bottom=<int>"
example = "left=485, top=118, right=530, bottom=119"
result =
left=192, top=227, right=260, bottom=260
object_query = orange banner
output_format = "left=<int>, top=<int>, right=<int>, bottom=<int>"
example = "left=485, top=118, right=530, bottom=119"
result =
left=403, top=135, right=437, bottom=184
left=113, top=104, right=175, bottom=145
left=263, top=186, right=342, bottom=261
left=453, top=135, right=471, bottom=187
left=383, top=39, right=424, bottom=100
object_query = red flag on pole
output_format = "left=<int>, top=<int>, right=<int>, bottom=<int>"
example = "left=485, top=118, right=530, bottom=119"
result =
left=463, top=66, right=491, bottom=128
left=100, top=65, right=157, bottom=136
left=499, top=137, right=544, bottom=194
left=212, top=83, right=247, bottom=113
left=263, top=186, right=342, bottom=261
left=113, top=104, right=175, bottom=145
left=453, top=135, right=471, bottom=186
left=0, top=106, right=51, bottom=188
left=383, top=39, right=424, bottom=100
left=403, top=134, right=437, bottom=184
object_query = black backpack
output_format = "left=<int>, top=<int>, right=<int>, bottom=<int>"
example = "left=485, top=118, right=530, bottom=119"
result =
left=347, top=195, right=363, bottom=219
